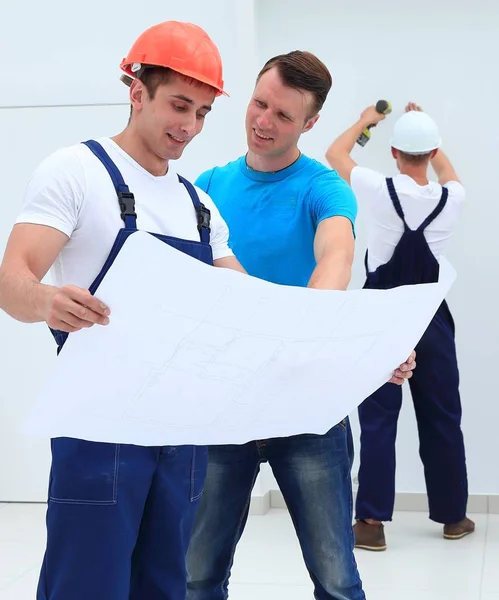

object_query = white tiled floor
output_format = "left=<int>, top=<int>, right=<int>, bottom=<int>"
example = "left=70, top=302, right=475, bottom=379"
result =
left=0, top=503, right=494, bottom=599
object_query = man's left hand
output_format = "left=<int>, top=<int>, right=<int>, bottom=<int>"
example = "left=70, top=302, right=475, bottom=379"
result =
left=388, top=350, right=416, bottom=385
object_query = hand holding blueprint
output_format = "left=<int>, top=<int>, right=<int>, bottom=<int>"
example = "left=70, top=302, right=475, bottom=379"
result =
left=23, top=231, right=456, bottom=446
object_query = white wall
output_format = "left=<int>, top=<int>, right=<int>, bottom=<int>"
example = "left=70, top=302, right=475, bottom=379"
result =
left=1, top=0, right=498, bottom=501
left=256, top=0, right=499, bottom=496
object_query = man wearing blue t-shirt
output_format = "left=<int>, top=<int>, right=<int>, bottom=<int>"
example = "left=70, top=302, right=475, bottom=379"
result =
left=186, top=51, right=415, bottom=600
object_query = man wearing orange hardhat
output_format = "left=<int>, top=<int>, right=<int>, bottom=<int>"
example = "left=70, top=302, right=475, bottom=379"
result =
left=326, top=103, right=473, bottom=551
left=0, top=20, right=243, bottom=600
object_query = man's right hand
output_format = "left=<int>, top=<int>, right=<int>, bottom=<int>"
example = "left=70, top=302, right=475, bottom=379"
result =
left=406, top=102, right=423, bottom=113
left=43, top=285, right=110, bottom=332
left=360, top=105, right=387, bottom=127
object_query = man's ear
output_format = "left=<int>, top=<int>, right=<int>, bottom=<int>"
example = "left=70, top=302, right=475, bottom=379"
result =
left=130, top=78, right=146, bottom=113
left=303, top=113, right=320, bottom=134
left=430, top=149, right=439, bottom=159
left=391, top=147, right=398, bottom=159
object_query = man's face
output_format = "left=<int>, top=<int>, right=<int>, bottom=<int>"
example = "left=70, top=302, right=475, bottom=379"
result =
left=131, top=73, right=216, bottom=161
left=245, top=67, right=317, bottom=159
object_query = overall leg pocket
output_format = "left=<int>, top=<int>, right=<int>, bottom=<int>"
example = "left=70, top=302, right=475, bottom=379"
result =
left=190, top=446, right=208, bottom=502
left=49, top=438, right=120, bottom=505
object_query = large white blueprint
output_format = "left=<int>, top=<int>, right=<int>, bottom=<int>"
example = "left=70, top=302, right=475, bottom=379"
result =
left=23, top=231, right=456, bottom=446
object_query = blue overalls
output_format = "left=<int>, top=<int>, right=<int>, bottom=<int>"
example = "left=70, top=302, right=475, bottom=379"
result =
left=355, top=177, right=468, bottom=525
left=37, top=140, right=213, bottom=600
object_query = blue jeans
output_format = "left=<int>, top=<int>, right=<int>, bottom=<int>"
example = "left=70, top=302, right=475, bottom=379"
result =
left=187, top=419, right=365, bottom=600
left=37, top=438, right=207, bottom=600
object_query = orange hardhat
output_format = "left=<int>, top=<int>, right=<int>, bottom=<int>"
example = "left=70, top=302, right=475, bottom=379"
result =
left=120, top=21, right=227, bottom=97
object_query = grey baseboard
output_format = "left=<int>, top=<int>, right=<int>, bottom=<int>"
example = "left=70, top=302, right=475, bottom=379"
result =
left=249, top=489, right=498, bottom=516
left=248, top=491, right=271, bottom=515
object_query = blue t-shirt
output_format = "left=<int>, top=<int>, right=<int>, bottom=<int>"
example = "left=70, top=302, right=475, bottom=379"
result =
left=195, top=155, right=357, bottom=287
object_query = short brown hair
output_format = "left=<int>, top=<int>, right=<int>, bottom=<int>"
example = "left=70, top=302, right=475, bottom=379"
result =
left=122, top=67, right=173, bottom=122
left=124, top=65, right=212, bottom=99
left=257, top=51, right=332, bottom=116
left=137, top=66, right=174, bottom=99
left=398, top=151, right=432, bottom=165
left=122, top=66, right=215, bottom=122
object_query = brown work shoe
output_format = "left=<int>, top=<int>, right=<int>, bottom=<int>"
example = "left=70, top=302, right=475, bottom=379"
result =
left=443, top=517, right=475, bottom=540
left=353, top=520, right=387, bottom=551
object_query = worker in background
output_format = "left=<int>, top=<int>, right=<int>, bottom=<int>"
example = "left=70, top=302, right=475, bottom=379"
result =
left=186, top=51, right=416, bottom=600
left=0, top=20, right=245, bottom=600
left=325, top=102, right=474, bottom=552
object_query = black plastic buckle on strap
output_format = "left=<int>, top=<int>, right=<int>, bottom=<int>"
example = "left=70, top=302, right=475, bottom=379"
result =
left=117, top=191, right=137, bottom=220
left=196, top=204, right=211, bottom=232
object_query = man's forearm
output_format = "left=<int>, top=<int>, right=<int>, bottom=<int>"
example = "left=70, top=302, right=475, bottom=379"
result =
left=430, top=148, right=451, bottom=175
left=0, top=266, right=54, bottom=323
left=430, top=149, right=460, bottom=184
left=308, top=252, right=352, bottom=291
left=326, top=119, right=368, bottom=160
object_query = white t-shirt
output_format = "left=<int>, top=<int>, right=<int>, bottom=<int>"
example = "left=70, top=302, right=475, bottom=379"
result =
left=350, top=166, right=465, bottom=272
left=15, top=138, right=233, bottom=289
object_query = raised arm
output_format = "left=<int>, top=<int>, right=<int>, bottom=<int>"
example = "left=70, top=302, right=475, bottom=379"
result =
left=404, top=102, right=460, bottom=185
left=431, top=149, right=461, bottom=185
left=325, top=106, right=387, bottom=184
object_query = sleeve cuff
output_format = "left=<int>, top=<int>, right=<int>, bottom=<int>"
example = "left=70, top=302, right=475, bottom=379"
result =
left=211, top=246, right=235, bottom=261
left=13, top=215, right=73, bottom=238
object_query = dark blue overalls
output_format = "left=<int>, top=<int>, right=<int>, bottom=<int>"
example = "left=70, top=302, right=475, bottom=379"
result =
left=355, top=178, right=468, bottom=525
left=37, top=140, right=213, bottom=600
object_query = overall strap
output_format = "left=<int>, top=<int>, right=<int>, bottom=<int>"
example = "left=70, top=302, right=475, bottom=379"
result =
left=178, top=174, right=211, bottom=244
left=417, top=187, right=449, bottom=231
left=386, top=178, right=408, bottom=229
left=82, top=140, right=137, bottom=230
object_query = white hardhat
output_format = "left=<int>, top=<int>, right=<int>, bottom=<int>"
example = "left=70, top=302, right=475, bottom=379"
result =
left=390, top=111, right=442, bottom=154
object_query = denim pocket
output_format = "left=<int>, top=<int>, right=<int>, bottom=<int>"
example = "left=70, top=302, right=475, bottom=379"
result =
left=49, top=438, right=120, bottom=505
left=190, top=446, right=208, bottom=502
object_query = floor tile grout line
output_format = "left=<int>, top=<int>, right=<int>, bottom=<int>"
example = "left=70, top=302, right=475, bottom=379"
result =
left=0, top=562, right=41, bottom=592
left=478, top=511, right=490, bottom=599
